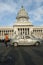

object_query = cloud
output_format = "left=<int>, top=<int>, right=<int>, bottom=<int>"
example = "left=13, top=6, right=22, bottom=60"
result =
left=40, top=24, right=43, bottom=26
left=0, top=2, right=18, bottom=23
left=34, top=0, right=43, bottom=3
left=29, top=6, right=43, bottom=22
left=33, top=0, right=43, bottom=7
left=18, top=0, right=32, bottom=7
left=0, top=3, right=17, bottom=13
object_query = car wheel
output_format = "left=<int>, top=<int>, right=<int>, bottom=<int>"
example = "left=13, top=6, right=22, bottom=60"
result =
left=14, top=42, right=18, bottom=47
left=35, top=42, right=40, bottom=46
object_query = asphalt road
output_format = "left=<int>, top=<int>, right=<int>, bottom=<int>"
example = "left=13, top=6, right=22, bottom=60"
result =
left=0, top=43, right=43, bottom=65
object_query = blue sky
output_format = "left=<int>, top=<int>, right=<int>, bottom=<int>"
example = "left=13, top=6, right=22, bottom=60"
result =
left=0, top=0, right=43, bottom=26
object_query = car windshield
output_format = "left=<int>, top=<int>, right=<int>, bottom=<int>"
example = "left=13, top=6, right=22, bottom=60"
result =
left=25, top=36, right=31, bottom=39
left=26, top=36, right=36, bottom=39
left=25, top=36, right=38, bottom=40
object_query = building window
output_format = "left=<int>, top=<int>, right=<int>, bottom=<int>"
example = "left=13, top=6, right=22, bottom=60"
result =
left=25, top=28, right=27, bottom=35
left=21, top=32, right=22, bottom=35
left=23, top=28, right=24, bottom=31
left=21, top=28, right=22, bottom=31
left=0, top=30, right=1, bottom=35
left=28, top=28, right=29, bottom=35
left=10, top=30, right=11, bottom=32
left=12, top=30, right=14, bottom=32
left=41, top=30, right=42, bottom=32
left=18, top=28, right=19, bottom=31
left=2, top=31, right=3, bottom=35
left=33, top=30, right=34, bottom=32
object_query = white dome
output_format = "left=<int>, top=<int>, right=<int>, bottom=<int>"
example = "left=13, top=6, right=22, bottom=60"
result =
left=16, top=6, right=29, bottom=19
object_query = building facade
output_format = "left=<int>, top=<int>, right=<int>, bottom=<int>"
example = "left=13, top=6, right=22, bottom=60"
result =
left=0, top=6, right=43, bottom=40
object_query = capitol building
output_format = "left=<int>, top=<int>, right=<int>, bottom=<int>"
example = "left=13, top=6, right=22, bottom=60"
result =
left=0, top=6, right=43, bottom=40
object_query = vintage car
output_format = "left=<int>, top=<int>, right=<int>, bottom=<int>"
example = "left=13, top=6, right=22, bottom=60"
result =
left=10, top=35, right=43, bottom=46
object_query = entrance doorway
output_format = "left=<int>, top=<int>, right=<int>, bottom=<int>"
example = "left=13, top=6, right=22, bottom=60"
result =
left=18, top=28, right=29, bottom=39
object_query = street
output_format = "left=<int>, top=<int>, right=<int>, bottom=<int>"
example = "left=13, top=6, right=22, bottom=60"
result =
left=0, top=43, right=43, bottom=65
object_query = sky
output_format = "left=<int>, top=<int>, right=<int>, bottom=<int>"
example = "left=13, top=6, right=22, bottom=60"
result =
left=0, top=0, right=43, bottom=26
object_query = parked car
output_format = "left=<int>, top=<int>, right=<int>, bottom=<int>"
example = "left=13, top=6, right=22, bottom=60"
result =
left=10, top=35, right=43, bottom=46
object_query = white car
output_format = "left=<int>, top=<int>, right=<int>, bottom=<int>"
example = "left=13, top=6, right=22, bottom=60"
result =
left=10, top=36, right=43, bottom=46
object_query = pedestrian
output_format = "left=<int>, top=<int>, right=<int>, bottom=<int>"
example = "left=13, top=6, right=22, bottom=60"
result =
left=4, top=40, right=8, bottom=47
left=4, top=34, right=9, bottom=47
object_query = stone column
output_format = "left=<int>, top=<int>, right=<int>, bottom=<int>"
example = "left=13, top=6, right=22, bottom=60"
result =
left=29, top=28, right=33, bottom=36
